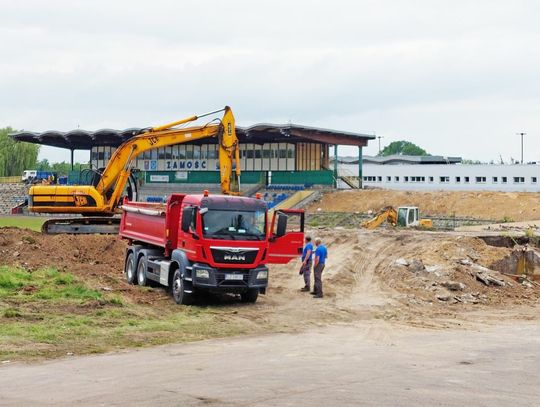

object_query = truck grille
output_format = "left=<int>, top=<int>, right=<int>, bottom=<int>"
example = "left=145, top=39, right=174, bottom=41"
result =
left=210, top=247, right=259, bottom=264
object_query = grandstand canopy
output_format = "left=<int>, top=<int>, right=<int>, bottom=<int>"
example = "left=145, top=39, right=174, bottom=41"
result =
left=11, top=123, right=375, bottom=150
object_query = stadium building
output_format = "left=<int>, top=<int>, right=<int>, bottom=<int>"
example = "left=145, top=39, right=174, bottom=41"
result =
left=12, top=123, right=375, bottom=201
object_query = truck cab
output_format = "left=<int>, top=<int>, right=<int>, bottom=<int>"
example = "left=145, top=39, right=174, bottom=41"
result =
left=119, top=192, right=304, bottom=305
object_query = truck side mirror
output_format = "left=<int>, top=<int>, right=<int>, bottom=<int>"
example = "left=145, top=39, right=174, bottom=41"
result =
left=181, top=207, right=192, bottom=233
left=276, top=213, right=288, bottom=237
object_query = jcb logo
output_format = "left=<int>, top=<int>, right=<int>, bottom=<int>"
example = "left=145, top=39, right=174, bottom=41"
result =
left=74, top=196, right=88, bottom=206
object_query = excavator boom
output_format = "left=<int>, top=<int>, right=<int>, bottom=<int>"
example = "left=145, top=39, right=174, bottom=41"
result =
left=361, top=206, right=398, bottom=229
left=29, top=106, right=241, bottom=233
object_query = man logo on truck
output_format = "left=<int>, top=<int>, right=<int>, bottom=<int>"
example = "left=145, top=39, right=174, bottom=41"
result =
left=224, top=254, right=246, bottom=261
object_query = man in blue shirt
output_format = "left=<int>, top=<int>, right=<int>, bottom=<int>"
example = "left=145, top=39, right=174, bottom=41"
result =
left=312, top=237, right=327, bottom=298
left=299, top=236, right=313, bottom=292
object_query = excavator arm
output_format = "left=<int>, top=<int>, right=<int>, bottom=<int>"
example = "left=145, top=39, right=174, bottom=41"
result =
left=97, top=106, right=240, bottom=211
left=361, top=206, right=398, bottom=229
left=29, top=106, right=241, bottom=220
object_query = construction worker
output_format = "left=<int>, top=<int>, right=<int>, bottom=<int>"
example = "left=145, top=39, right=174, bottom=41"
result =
left=299, top=236, right=313, bottom=292
left=312, top=237, right=327, bottom=299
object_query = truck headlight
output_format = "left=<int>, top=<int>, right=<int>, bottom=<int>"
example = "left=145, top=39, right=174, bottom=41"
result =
left=196, top=269, right=209, bottom=279
left=256, top=270, right=268, bottom=280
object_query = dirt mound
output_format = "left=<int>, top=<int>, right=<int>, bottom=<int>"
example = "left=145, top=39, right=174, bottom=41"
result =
left=0, top=228, right=168, bottom=305
left=308, top=190, right=540, bottom=221
left=1, top=226, right=538, bottom=332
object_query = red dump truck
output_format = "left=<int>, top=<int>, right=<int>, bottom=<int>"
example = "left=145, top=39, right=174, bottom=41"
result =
left=119, top=192, right=304, bottom=304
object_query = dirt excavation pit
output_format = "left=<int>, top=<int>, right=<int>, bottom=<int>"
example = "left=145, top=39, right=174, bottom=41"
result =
left=1, top=227, right=539, bottom=330
left=490, top=246, right=540, bottom=282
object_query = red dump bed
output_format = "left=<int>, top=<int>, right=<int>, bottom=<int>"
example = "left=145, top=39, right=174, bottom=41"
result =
left=119, top=195, right=185, bottom=250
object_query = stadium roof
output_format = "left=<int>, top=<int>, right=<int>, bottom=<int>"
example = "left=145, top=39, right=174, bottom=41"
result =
left=10, top=123, right=375, bottom=150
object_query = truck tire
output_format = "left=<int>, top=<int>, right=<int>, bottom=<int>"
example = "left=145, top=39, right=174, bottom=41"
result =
left=241, top=289, right=259, bottom=303
left=171, top=270, right=194, bottom=305
left=124, top=252, right=137, bottom=285
left=136, top=255, right=148, bottom=286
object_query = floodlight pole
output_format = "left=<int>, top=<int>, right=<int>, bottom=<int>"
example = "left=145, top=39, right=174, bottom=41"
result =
left=377, top=135, right=384, bottom=154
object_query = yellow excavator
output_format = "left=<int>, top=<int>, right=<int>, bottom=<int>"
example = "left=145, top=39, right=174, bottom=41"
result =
left=29, top=106, right=241, bottom=234
left=362, top=206, right=433, bottom=229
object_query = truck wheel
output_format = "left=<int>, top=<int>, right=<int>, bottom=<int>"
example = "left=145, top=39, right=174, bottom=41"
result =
left=171, top=270, right=194, bottom=305
left=124, top=252, right=137, bottom=285
left=241, top=289, right=259, bottom=303
left=136, top=256, right=147, bottom=286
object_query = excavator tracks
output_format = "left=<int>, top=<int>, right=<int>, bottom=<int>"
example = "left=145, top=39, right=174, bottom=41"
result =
left=42, top=217, right=121, bottom=234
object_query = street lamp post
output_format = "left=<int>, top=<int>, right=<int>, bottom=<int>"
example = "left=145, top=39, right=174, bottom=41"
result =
left=516, top=132, right=526, bottom=164
left=377, top=135, right=384, bottom=154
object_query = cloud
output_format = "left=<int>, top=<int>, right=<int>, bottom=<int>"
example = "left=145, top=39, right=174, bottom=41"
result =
left=1, top=0, right=539, bottom=162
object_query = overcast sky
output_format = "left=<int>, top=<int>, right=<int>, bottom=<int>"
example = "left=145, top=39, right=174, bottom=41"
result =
left=2, top=0, right=539, bottom=163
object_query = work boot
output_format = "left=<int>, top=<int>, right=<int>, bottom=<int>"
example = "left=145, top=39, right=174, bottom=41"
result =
left=300, top=286, right=310, bottom=292
left=313, top=294, right=323, bottom=299
left=310, top=291, right=317, bottom=295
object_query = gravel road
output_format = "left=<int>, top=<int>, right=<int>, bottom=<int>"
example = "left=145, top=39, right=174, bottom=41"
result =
left=1, top=321, right=539, bottom=406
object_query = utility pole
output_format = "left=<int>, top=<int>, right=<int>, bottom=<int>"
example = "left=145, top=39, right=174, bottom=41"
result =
left=377, top=135, right=384, bottom=154
left=516, top=132, right=526, bottom=164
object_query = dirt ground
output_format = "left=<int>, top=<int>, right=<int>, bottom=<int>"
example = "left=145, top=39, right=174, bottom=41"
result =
left=1, top=226, right=539, bottom=339
left=308, top=189, right=540, bottom=221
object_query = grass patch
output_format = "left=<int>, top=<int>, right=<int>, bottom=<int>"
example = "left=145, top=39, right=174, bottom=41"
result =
left=0, top=265, right=248, bottom=361
left=0, top=216, right=45, bottom=231
left=0, top=266, right=101, bottom=301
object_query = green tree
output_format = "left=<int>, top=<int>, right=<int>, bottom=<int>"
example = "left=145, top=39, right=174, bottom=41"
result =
left=0, top=127, right=40, bottom=177
left=36, top=159, right=89, bottom=175
left=379, top=140, right=429, bottom=157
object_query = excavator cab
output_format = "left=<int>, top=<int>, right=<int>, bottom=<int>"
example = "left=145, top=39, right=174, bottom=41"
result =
left=397, top=207, right=433, bottom=228
left=397, top=207, right=420, bottom=227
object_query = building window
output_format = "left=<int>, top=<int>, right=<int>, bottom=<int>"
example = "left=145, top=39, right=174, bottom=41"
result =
left=377, top=176, right=382, bottom=182
left=475, top=176, right=486, bottom=183
left=492, top=177, right=498, bottom=183
left=502, top=177, right=507, bottom=183
left=287, top=145, right=294, bottom=159
left=178, top=145, right=186, bottom=159
left=464, top=177, right=470, bottom=183
left=410, top=176, right=425, bottom=182
left=91, top=148, right=98, bottom=161
left=440, top=176, right=450, bottom=183
left=429, top=176, right=434, bottom=182
left=208, top=145, right=218, bottom=159
left=363, top=176, right=376, bottom=182
left=395, top=176, right=400, bottom=182
left=386, top=176, right=391, bottom=182
left=455, top=176, right=461, bottom=183
left=513, top=177, right=525, bottom=183
left=404, top=176, right=409, bottom=182
left=532, top=177, right=537, bottom=184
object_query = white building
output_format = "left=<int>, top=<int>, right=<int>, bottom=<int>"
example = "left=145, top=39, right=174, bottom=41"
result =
left=337, top=155, right=540, bottom=192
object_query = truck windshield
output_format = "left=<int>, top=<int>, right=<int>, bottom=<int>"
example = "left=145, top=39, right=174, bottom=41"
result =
left=202, top=210, right=266, bottom=240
